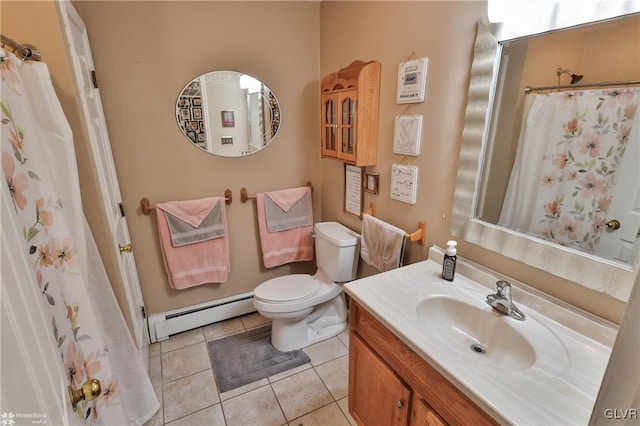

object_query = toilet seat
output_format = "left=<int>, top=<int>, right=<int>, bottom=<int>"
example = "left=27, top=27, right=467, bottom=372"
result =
left=254, top=274, right=320, bottom=303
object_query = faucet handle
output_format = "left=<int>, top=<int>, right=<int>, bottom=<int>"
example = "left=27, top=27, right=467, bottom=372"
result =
left=495, top=280, right=511, bottom=298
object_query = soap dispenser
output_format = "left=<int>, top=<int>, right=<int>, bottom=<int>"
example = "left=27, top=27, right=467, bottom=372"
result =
left=442, top=240, right=457, bottom=281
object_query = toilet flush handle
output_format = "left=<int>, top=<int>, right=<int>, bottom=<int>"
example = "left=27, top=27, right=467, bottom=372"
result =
left=311, top=231, right=317, bottom=239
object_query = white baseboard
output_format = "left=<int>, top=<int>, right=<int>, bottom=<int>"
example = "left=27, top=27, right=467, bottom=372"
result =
left=147, top=292, right=256, bottom=342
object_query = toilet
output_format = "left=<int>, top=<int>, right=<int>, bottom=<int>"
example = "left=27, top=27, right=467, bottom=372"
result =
left=253, top=222, right=361, bottom=352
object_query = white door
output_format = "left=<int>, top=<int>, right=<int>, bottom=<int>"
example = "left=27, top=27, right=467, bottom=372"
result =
left=1, top=189, right=82, bottom=426
left=56, top=1, right=149, bottom=361
left=597, top=112, right=640, bottom=265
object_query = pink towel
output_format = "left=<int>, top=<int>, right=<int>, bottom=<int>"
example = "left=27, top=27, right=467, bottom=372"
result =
left=256, top=187, right=314, bottom=268
left=156, top=197, right=230, bottom=289
left=265, top=186, right=309, bottom=211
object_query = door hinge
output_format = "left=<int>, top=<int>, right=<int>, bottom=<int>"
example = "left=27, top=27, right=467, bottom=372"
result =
left=141, top=306, right=147, bottom=319
left=119, top=202, right=125, bottom=217
left=91, top=70, right=99, bottom=88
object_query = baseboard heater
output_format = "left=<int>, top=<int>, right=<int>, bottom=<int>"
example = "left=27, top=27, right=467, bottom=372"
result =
left=147, top=292, right=256, bottom=342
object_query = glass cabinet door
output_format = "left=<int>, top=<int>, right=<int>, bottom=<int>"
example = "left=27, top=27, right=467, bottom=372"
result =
left=338, top=91, right=357, bottom=163
left=321, top=94, right=338, bottom=157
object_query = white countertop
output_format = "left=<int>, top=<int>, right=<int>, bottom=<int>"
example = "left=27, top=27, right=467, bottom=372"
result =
left=344, top=247, right=617, bottom=426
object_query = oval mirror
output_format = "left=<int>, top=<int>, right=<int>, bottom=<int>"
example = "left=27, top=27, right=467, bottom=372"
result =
left=175, top=71, right=281, bottom=157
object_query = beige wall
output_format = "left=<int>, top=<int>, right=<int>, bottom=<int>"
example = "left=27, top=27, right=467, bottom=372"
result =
left=73, top=1, right=321, bottom=314
left=2, top=1, right=626, bottom=324
left=319, top=1, right=625, bottom=323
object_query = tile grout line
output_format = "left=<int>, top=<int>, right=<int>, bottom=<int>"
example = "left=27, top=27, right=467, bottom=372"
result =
left=267, top=380, right=290, bottom=425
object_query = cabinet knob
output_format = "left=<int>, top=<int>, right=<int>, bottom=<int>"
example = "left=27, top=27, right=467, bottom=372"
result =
left=396, top=400, right=404, bottom=409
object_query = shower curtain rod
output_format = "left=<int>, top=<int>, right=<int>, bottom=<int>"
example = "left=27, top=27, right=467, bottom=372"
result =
left=1, top=34, right=41, bottom=61
left=524, top=79, right=640, bottom=94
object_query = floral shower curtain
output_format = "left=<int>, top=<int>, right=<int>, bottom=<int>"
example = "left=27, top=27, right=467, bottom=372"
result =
left=499, top=87, right=639, bottom=254
left=1, top=50, right=158, bottom=424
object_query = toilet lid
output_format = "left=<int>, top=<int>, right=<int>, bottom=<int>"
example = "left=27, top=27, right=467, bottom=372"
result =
left=254, top=274, right=320, bottom=303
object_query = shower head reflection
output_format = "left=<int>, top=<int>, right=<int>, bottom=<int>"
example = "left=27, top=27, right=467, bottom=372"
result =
left=557, top=67, right=584, bottom=85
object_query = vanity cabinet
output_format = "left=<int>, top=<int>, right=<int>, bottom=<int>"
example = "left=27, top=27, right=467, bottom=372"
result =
left=321, top=60, right=380, bottom=166
left=350, top=335, right=411, bottom=426
left=410, top=396, right=447, bottom=426
left=348, top=301, right=497, bottom=426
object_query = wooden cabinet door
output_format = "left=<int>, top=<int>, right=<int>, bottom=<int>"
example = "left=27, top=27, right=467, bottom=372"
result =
left=410, top=396, right=448, bottom=426
left=337, top=90, right=358, bottom=163
left=321, top=93, right=338, bottom=158
left=349, top=335, right=411, bottom=426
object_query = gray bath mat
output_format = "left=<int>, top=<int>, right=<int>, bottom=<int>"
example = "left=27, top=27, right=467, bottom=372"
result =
left=207, top=325, right=310, bottom=393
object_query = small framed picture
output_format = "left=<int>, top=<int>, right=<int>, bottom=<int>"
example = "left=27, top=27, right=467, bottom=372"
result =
left=178, top=97, right=190, bottom=108
left=189, top=121, right=198, bottom=131
left=197, top=133, right=206, bottom=142
left=199, top=121, right=205, bottom=132
left=179, top=109, right=190, bottom=120
left=192, top=108, right=202, bottom=119
left=364, top=172, right=380, bottom=194
left=186, top=131, right=196, bottom=142
left=192, top=97, right=202, bottom=107
left=221, top=110, right=235, bottom=127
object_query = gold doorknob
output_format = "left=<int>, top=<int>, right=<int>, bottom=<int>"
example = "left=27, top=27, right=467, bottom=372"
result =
left=119, top=243, right=133, bottom=253
left=605, top=220, right=621, bottom=231
left=69, top=379, right=101, bottom=410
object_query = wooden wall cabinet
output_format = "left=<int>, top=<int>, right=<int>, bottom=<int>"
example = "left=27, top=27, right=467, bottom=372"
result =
left=348, top=301, right=498, bottom=426
left=321, top=60, right=380, bottom=166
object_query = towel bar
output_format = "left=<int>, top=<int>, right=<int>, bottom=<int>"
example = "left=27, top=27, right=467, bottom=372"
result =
left=362, top=202, right=376, bottom=217
left=362, top=202, right=427, bottom=246
left=140, top=189, right=232, bottom=215
left=240, top=181, right=313, bottom=203
left=406, top=222, right=427, bottom=246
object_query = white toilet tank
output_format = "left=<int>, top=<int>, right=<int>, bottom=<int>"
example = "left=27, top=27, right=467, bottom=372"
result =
left=314, top=222, right=361, bottom=282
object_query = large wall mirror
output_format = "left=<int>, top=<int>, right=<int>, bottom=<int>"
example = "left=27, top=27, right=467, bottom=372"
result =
left=175, top=71, right=281, bottom=157
left=452, top=5, right=640, bottom=302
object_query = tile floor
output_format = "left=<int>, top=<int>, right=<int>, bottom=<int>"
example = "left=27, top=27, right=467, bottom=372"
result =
left=145, top=312, right=356, bottom=426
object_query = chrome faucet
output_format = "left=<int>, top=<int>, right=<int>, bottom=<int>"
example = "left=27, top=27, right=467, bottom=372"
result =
left=486, top=280, right=526, bottom=321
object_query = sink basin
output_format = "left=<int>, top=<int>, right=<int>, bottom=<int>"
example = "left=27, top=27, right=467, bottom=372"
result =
left=344, top=254, right=616, bottom=426
left=417, top=295, right=536, bottom=371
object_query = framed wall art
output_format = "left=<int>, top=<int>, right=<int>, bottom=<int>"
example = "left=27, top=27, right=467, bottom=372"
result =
left=221, top=110, right=235, bottom=127
left=396, top=57, right=428, bottom=104
left=364, top=172, right=379, bottom=194
left=344, top=164, right=364, bottom=218
left=390, top=164, right=418, bottom=204
left=393, top=115, right=423, bottom=156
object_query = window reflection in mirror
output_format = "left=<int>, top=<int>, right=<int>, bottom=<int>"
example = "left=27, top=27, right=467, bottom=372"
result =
left=175, top=71, right=280, bottom=157
left=475, top=14, right=640, bottom=268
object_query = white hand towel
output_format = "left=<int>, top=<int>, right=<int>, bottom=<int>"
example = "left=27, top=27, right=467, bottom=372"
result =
left=360, top=214, right=406, bottom=272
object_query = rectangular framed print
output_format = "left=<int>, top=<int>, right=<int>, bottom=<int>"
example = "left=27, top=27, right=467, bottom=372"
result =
left=390, top=164, right=418, bottom=204
left=344, top=164, right=364, bottom=218
left=393, top=115, right=422, bottom=156
left=396, top=57, right=428, bottom=104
